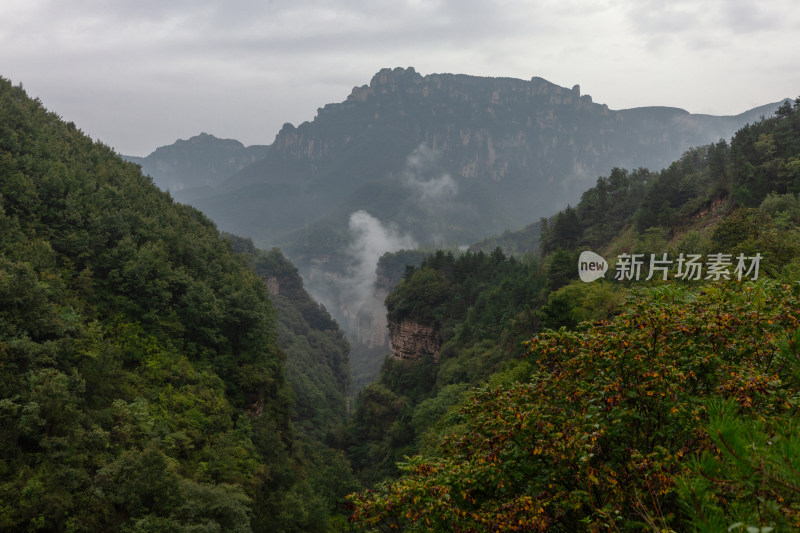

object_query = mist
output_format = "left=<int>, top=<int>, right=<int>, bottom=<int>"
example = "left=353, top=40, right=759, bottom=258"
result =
left=344, top=210, right=417, bottom=316
left=402, top=144, right=458, bottom=203
left=302, top=210, right=417, bottom=350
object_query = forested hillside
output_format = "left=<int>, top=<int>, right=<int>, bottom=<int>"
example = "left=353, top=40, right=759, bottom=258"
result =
left=346, top=99, right=800, bottom=531
left=0, top=77, right=348, bottom=532
left=4, top=65, right=799, bottom=531
left=227, top=238, right=351, bottom=438
left=225, top=237, right=359, bottom=529
left=345, top=249, right=549, bottom=484
left=351, top=282, right=800, bottom=531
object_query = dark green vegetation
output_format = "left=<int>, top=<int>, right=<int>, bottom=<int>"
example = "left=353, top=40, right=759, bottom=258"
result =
left=225, top=237, right=359, bottom=529
left=350, top=282, right=800, bottom=531
left=227, top=238, right=350, bottom=439
left=347, top=100, right=800, bottom=530
left=345, top=248, right=626, bottom=488
left=346, top=249, right=551, bottom=485
left=0, top=78, right=354, bottom=531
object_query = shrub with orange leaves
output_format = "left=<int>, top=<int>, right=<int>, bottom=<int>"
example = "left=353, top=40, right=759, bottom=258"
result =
left=347, top=280, right=800, bottom=531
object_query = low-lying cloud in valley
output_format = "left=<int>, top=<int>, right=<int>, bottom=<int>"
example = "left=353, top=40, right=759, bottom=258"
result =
left=302, top=210, right=417, bottom=348
left=344, top=210, right=417, bottom=317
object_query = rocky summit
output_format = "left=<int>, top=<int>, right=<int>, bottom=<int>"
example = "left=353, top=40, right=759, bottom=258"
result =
left=188, top=67, right=783, bottom=249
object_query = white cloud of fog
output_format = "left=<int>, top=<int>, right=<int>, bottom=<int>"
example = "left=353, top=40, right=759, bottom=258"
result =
left=412, top=173, right=458, bottom=201
left=345, top=210, right=417, bottom=308
left=402, top=144, right=458, bottom=202
left=301, top=210, right=417, bottom=343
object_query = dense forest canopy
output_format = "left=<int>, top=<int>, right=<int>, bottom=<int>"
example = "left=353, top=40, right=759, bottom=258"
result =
left=0, top=77, right=355, bottom=532
left=351, top=281, right=800, bottom=531
left=225, top=237, right=351, bottom=435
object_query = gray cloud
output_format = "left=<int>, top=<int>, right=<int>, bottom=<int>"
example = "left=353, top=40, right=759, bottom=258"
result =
left=1, top=0, right=798, bottom=155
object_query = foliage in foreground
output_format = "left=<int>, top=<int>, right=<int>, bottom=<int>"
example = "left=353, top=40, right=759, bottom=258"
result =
left=348, top=281, right=800, bottom=531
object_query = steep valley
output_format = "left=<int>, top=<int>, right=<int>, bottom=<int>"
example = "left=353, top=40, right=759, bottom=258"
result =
left=131, top=67, right=788, bottom=388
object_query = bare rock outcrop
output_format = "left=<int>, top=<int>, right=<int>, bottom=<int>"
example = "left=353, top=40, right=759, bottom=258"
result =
left=388, top=319, right=441, bottom=361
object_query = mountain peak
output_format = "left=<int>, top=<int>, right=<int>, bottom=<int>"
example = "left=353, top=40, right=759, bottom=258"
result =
left=167, top=132, right=244, bottom=150
left=126, top=133, right=268, bottom=194
left=369, top=66, right=421, bottom=87
left=208, top=68, right=786, bottom=250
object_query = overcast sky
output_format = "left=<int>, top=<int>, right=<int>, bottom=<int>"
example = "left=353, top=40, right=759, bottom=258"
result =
left=1, top=0, right=798, bottom=156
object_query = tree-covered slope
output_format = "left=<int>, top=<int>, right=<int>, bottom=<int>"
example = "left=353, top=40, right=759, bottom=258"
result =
left=350, top=281, right=800, bottom=531
left=226, top=237, right=351, bottom=439
left=346, top=99, right=800, bottom=531
left=0, top=77, right=325, bottom=532
left=346, top=249, right=551, bottom=484
left=541, top=99, right=800, bottom=256
left=223, top=237, right=360, bottom=529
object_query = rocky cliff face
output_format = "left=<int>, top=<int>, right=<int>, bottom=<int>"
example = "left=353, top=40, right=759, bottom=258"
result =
left=388, top=319, right=441, bottom=361
left=234, top=67, right=771, bottom=191
left=207, top=66, right=784, bottom=248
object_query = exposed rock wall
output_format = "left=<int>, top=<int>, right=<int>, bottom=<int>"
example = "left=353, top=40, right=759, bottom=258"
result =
left=388, top=319, right=441, bottom=361
left=202, top=66, right=784, bottom=252
left=265, top=276, right=279, bottom=295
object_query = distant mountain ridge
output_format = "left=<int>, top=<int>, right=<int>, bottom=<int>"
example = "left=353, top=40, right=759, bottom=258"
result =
left=174, top=67, right=786, bottom=248
left=123, top=132, right=267, bottom=200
